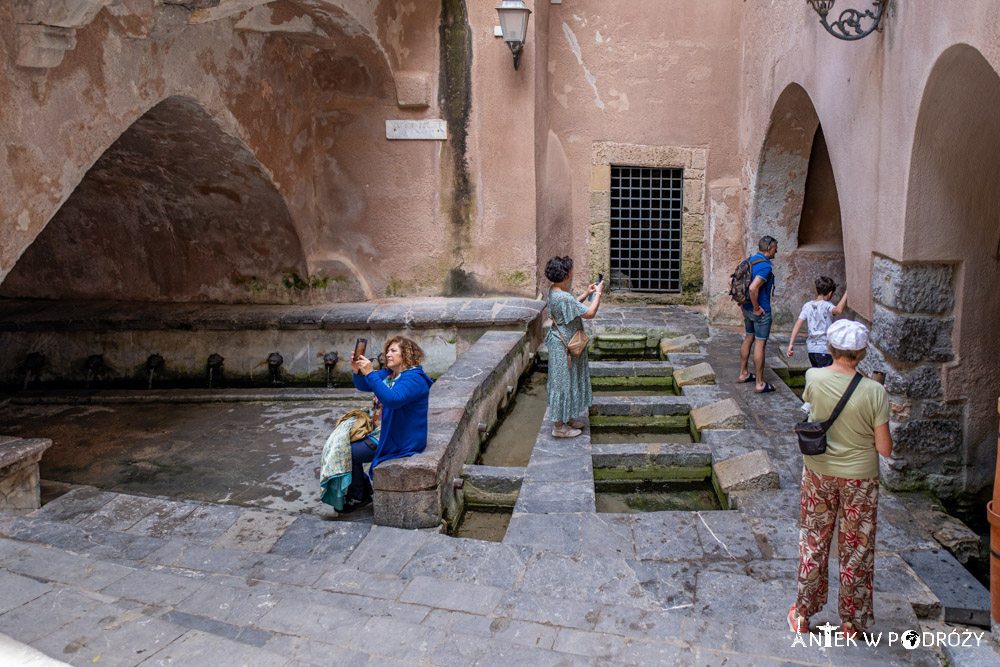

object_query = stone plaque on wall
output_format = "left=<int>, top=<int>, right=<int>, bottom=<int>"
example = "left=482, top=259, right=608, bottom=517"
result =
left=386, top=120, right=448, bottom=141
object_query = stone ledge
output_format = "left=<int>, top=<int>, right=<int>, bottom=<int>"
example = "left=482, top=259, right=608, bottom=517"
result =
left=0, top=297, right=545, bottom=333
left=372, top=331, right=532, bottom=528
left=592, top=442, right=712, bottom=470
left=590, top=395, right=691, bottom=417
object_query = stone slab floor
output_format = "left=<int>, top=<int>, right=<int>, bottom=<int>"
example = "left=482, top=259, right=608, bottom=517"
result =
left=0, top=307, right=997, bottom=666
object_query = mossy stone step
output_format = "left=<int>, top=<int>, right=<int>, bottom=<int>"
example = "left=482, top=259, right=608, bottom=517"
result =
left=594, top=334, right=648, bottom=351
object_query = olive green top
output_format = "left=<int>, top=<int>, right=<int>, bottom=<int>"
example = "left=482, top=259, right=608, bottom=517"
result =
left=802, top=368, right=890, bottom=480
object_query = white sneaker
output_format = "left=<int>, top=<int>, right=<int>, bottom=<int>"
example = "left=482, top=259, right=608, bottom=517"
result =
left=567, top=418, right=586, bottom=429
left=552, top=425, right=583, bottom=438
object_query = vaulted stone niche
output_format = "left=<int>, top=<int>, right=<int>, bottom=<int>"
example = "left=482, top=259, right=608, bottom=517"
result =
left=0, top=97, right=310, bottom=304
left=749, top=84, right=846, bottom=327
left=883, top=44, right=1000, bottom=501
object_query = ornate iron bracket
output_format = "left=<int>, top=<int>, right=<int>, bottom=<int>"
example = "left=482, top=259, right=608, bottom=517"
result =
left=808, top=0, right=887, bottom=41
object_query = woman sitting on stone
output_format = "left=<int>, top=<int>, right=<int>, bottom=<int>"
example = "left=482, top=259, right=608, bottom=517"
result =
left=788, top=319, right=892, bottom=638
left=345, top=336, right=433, bottom=512
left=544, top=255, right=602, bottom=438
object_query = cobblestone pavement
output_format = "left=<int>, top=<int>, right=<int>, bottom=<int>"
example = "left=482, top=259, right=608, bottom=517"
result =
left=0, top=307, right=997, bottom=666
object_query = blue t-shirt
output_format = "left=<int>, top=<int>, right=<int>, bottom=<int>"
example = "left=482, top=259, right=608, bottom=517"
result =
left=742, top=252, right=774, bottom=313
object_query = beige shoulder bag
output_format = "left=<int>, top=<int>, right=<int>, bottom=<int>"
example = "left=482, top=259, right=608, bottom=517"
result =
left=550, top=310, right=590, bottom=368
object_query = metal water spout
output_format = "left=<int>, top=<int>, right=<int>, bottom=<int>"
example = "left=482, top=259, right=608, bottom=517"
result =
left=22, top=352, right=44, bottom=390
left=146, top=354, right=164, bottom=390
left=267, top=352, right=284, bottom=386
left=84, top=354, right=104, bottom=389
left=323, top=352, right=339, bottom=388
left=206, top=354, right=224, bottom=389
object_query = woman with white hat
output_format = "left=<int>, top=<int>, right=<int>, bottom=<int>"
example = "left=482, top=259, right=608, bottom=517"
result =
left=788, top=319, right=893, bottom=639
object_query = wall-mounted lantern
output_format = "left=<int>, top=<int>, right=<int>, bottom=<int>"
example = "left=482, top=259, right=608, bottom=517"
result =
left=496, top=0, right=532, bottom=70
left=807, top=0, right=886, bottom=41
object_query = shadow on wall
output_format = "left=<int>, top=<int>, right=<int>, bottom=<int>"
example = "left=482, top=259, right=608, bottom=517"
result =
left=749, top=83, right=845, bottom=328
left=0, top=96, right=363, bottom=304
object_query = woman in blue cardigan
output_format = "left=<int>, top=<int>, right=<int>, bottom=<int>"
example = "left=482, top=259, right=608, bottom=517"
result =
left=344, top=336, right=433, bottom=512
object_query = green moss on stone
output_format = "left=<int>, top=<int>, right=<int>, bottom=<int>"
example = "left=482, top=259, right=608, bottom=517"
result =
left=593, top=465, right=712, bottom=482
left=589, top=414, right=690, bottom=433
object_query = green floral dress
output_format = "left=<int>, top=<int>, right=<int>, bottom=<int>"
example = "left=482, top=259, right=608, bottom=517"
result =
left=545, top=288, right=592, bottom=423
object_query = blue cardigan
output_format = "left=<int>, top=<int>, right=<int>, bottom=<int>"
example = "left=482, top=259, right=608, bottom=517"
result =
left=352, top=367, right=433, bottom=476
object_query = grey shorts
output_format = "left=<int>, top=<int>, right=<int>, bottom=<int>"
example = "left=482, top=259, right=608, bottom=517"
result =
left=743, top=309, right=772, bottom=341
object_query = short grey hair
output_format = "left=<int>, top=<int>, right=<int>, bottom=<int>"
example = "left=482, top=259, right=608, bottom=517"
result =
left=758, top=235, right=778, bottom=252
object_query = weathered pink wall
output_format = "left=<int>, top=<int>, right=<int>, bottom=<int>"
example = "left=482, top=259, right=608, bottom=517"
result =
left=540, top=0, right=743, bottom=291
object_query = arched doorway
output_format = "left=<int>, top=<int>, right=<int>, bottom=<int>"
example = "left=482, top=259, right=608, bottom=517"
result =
left=0, top=96, right=308, bottom=304
left=889, top=44, right=1000, bottom=500
left=749, top=83, right=846, bottom=327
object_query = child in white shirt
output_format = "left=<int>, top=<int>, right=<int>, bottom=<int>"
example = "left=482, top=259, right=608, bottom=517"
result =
left=786, top=276, right=848, bottom=367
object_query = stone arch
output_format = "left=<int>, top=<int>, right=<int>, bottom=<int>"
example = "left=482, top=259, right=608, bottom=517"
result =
left=884, top=43, right=1000, bottom=498
left=749, top=83, right=846, bottom=326
left=0, top=95, right=312, bottom=303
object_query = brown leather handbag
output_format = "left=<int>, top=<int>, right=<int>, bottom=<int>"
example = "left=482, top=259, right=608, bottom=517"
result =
left=550, top=312, right=589, bottom=368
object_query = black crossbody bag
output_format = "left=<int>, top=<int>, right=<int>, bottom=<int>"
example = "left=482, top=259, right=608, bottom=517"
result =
left=794, top=372, right=863, bottom=456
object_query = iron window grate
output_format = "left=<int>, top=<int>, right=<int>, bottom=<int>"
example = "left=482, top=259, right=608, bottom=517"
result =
left=609, top=166, right=684, bottom=293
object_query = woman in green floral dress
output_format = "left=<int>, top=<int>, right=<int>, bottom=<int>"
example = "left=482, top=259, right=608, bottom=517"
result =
left=544, top=256, right=603, bottom=438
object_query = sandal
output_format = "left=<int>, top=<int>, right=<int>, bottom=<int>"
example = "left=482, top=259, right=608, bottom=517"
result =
left=738, top=374, right=756, bottom=384
left=840, top=621, right=858, bottom=640
left=787, top=605, right=808, bottom=633
left=756, top=383, right=776, bottom=394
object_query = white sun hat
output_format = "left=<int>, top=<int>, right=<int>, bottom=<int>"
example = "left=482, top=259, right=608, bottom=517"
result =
left=827, top=319, right=869, bottom=351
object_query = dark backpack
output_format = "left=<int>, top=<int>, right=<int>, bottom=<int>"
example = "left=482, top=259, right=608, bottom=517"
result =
left=729, top=256, right=768, bottom=305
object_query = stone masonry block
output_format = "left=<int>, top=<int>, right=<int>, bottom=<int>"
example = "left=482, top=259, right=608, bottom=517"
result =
left=462, top=465, right=523, bottom=507
left=683, top=179, right=705, bottom=215
left=673, top=362, right=715, bottom=387
left=590, top=164, right=611, bottom=191
left=589, top=190, right=610, bottom=225
left=394, top=71, right=432, bottom=108
left=16, top=24, right=76, bottom=68
left=871, top=256, right=954, bottom=314
left=690, top=398, right=745, bottom=431
left=0, top=437, right=52, bottom=515
left=660, top=334, right=700, bottom=355
left=889, top=419, right=962, bottom=466
left=871, top=305, right=953, bottom=363
left=713, top=450, right=779, bottom=495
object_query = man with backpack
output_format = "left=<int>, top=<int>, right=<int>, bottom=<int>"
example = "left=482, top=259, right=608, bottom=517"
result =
left=734, top=236, right=778, bottom=393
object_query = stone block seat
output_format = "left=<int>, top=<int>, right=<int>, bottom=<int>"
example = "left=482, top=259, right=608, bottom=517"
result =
left=0, top=436, right=52, bottom=514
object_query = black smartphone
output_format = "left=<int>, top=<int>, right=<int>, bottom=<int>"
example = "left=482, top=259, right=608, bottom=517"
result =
left=354, top=338, right=368, bottom=359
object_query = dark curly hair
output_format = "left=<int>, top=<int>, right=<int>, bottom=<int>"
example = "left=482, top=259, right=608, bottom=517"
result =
left=815, top=276, right=836, bottom=296
left=384, top=336, right=425, bottom=369
left=544, top=256, right=574, bottom=283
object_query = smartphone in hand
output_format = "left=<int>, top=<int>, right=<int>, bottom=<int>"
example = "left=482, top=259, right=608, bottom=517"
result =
left=590, top=273, right=604, bottom=302
left=353, top=338, right=368, bottom=360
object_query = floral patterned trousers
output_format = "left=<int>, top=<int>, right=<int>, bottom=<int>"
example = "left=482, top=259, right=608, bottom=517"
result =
left=794, top=466, right=879, bottom=630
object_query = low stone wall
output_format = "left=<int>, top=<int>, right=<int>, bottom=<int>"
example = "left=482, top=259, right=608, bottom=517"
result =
left=0, top=297, right=544, bottom=387
left=372, top=330, right=537, bottom=529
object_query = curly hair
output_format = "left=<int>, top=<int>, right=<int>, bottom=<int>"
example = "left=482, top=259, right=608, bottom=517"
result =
left=384, top=336, right=425, bottom=369
left=544, top=256, right=574, bottom=283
